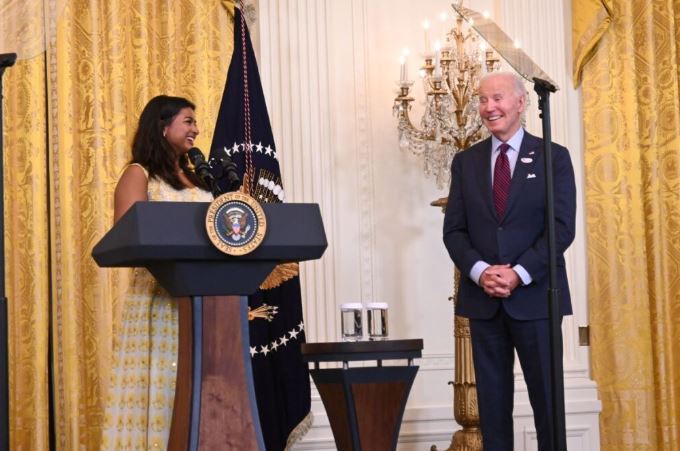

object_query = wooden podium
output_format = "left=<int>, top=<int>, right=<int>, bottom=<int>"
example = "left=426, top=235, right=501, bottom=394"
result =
left=93, top=201, right=327, bottom=450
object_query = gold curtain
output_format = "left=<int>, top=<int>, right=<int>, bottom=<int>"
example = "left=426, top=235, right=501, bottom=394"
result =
left=4, top=0, right=236, bottom=448
left=573, top=0, right=680, bottom=449
left=5, top=53, right=51, bottom=451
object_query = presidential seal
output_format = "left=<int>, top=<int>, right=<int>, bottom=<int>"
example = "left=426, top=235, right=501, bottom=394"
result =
left=206, top=191, right=267, bottom=256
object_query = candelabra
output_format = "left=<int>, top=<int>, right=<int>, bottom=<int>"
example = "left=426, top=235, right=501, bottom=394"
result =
left=393, top=12, right=500, bottom=189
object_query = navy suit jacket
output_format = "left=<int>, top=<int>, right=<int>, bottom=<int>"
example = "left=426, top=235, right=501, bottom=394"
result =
left=443, top=131, right=576, bottom=320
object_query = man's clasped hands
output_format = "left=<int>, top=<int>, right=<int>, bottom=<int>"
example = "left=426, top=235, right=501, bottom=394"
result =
left=480, top=264, right=521, bottom=298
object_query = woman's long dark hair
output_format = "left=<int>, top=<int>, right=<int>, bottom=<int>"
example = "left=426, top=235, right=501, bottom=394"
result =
left=130, top=95, right=208, bottom=191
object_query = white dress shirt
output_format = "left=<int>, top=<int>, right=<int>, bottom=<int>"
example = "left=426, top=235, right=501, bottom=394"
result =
left=469, top=128, right=532, bottom=287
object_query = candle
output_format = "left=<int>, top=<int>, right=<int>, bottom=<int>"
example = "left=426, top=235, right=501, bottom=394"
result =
left=434, top=42, right=442, bottom=78
left=400, top=56, right=407, bottom=83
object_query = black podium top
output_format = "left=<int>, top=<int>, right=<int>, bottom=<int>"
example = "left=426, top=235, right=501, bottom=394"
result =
left=92, top=201, right=327, bottom=296
left=93, top=201, right=326, bottom=266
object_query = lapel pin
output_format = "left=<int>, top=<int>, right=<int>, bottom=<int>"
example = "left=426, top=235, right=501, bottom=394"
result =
left=529, top=151, right=535, bottom=155
left=521, top=157, right=533, bottom=163
left=527, top=173, right=536, bottom=179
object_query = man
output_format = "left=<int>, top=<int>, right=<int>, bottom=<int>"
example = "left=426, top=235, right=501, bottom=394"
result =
left=443, top=72, right=576, bottom=450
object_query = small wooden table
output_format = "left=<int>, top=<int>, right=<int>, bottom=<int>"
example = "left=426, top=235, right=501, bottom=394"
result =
left=301, top=339, right=423, bottom=451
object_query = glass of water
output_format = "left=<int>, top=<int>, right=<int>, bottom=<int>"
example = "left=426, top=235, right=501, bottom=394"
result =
left=366, top=302, right=388, bottom=340
left=340, top=303, right=363, bottom=341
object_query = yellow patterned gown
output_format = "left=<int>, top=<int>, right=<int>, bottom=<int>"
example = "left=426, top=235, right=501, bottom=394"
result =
left=101, top=165, right=213, bottom=450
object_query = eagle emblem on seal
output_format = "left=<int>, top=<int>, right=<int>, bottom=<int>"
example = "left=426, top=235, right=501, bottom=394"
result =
left=223, top=207, right=251, bottom=241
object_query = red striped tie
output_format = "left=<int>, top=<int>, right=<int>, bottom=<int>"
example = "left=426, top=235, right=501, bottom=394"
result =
left=493, top=143, right=511, bottom=219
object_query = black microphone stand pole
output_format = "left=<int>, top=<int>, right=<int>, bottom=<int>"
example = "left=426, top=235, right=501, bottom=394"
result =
left=533, top=77, right=567, bottom=451
left=0, top=52, right=17, bottom=451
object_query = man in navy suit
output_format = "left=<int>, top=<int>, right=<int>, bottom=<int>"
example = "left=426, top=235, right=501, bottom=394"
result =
left=443, top=72, right=576, bottom=450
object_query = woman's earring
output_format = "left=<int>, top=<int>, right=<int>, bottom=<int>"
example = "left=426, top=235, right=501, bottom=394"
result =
left=163, top=130, right=166, bottom=137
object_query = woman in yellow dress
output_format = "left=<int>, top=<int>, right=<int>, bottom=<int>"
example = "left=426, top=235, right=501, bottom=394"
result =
left=101, top=95, right=213, bottom=450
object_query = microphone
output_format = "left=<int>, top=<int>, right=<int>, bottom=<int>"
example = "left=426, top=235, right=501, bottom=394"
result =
left=219, top=154, right=242, bottom=192
left=207, top=148, right=242, bottom=193
left=187, top=147, right=221, bottom=197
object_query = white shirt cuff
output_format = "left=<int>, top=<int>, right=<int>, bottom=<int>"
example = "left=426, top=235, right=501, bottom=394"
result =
left=470, top=261, right=490, bottom=286
left=513, top=264, right=532, bottom=285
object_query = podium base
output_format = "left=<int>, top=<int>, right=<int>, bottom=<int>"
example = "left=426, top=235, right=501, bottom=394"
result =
left=169, top=295, right=264, bottom=450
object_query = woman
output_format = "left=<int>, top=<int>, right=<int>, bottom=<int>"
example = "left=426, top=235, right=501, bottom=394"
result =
left=101, top=95, right=212, bottom=450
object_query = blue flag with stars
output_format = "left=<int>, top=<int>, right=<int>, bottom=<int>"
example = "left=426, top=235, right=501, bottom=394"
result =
left=209, top=6, right=311, bottom=450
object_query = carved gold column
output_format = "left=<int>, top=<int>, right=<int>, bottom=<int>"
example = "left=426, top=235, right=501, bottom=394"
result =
left=431, top=198, right=482, bottom=451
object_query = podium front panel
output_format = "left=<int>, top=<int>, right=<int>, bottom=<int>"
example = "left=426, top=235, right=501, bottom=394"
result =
left=147, top=261, right=277, bottom=297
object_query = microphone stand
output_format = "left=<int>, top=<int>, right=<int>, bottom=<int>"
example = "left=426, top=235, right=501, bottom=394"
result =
left=533, top=77, right=567, bottom=451
left=207, top=176, right=222, bottom=199
left=0, top=52, right=17, bottom=451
